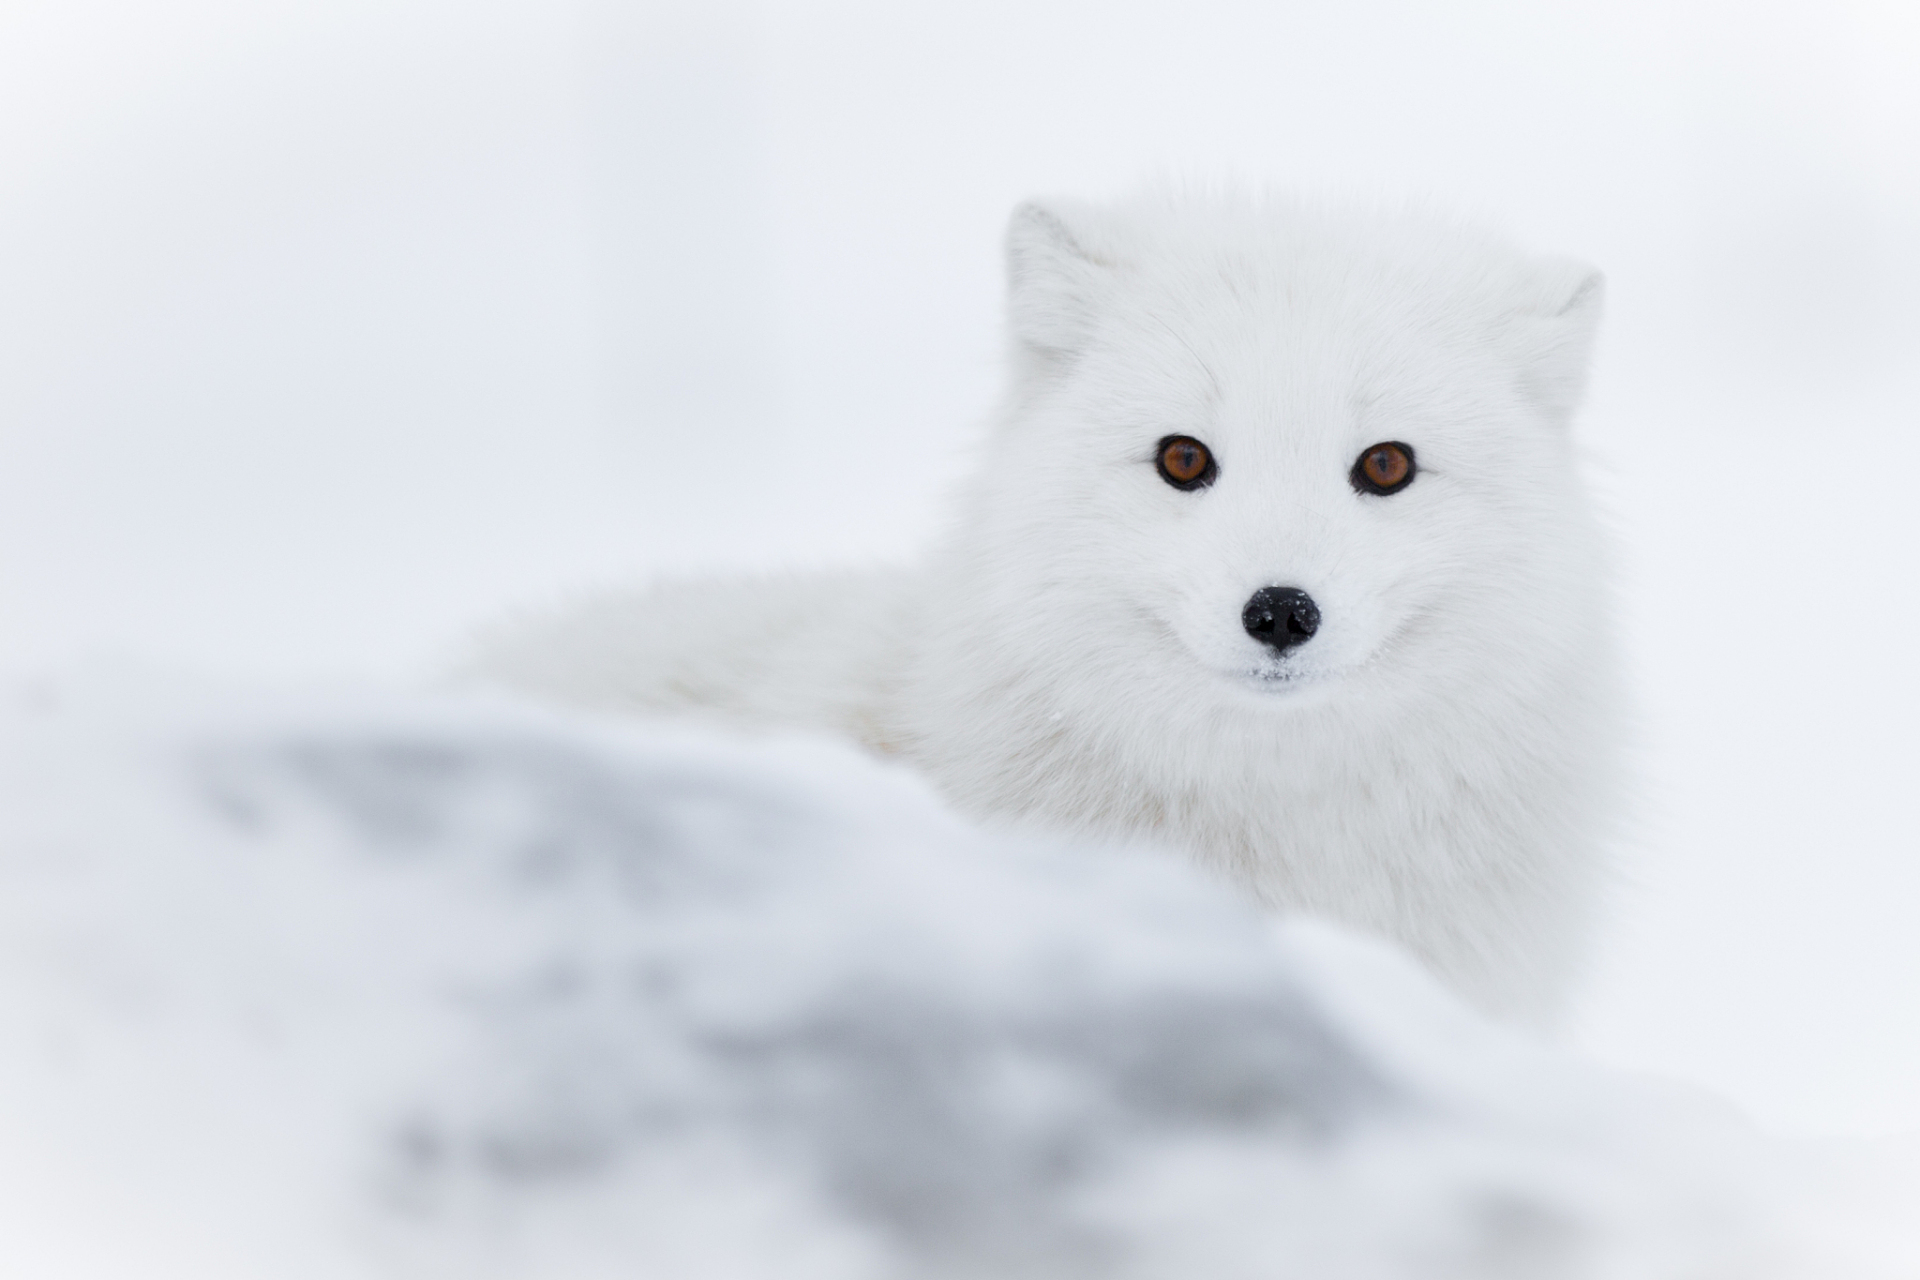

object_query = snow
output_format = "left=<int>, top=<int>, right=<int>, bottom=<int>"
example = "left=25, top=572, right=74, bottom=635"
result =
left=0, top=676, right=1914, bottom=1277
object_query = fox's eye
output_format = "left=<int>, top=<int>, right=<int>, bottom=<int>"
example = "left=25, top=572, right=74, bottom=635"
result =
left=1156, top=435, right=1217, bottom=490
left=1351, top=441, right=1416, bottom=495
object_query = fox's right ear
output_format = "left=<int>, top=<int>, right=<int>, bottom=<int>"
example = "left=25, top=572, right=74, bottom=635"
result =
left=1005, top=201, right=1119, bottom=358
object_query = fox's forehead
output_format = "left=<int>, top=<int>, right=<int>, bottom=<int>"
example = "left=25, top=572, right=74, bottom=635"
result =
left=1133, top=233, right=1508, bottom=352
left=1082, top=262, right=1511, bottom=437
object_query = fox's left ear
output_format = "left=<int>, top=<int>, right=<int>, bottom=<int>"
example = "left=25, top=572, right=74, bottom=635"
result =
left=1510, top=259, right=1604, bottom=419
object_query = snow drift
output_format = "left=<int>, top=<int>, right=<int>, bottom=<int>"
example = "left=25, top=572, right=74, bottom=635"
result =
left=0, top=677, right=1909, bottom=1278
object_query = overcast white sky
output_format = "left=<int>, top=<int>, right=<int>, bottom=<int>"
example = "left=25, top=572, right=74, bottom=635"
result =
left=0, top=0, right=1916, bottom=1138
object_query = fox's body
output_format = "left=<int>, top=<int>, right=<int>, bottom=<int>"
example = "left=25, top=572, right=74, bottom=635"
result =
left=476, top=193, right=1624, bottom=1026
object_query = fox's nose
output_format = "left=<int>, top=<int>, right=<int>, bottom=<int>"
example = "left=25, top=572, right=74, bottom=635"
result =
left=1242, top=587, right=1320, bottom=652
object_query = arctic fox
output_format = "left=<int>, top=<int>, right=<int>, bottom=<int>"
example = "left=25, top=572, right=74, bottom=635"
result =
left=474, top=193, right=1623, bottom=1027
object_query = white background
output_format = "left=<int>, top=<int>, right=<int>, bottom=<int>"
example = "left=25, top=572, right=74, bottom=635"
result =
left=0, top=0, right=1915, bottom=1137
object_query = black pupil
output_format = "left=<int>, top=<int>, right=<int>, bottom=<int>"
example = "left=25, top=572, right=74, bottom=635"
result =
left=1171, top=443, right=1201, bottom=475
left=1371, top=448, right=1398, bottom=479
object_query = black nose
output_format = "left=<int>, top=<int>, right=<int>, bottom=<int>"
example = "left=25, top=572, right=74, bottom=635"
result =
left=1242, top=587, right=1320, bottom=652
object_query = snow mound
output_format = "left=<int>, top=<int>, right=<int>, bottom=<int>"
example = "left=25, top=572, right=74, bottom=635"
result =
left=0, top=677, right=1910, bottom=1278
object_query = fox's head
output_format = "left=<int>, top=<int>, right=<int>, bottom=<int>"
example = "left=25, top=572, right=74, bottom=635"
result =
left=954, top=192, right=1610, bottom=709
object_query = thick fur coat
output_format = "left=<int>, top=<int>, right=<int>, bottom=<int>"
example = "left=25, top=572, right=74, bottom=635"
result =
left=474, top=193, right=1624, bottom=1027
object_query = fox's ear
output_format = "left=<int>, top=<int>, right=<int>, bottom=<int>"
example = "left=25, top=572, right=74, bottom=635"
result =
left=1511, top=259, right=1605, bottom=419
left=1005, top=200, right=1119, bottom=357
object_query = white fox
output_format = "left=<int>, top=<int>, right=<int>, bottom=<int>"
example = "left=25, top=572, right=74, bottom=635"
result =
left=474, top=192, right=1624, bottom=1026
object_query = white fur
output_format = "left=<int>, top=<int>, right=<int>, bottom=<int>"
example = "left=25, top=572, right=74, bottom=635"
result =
left=472, top=191, right=1624, bottom=1028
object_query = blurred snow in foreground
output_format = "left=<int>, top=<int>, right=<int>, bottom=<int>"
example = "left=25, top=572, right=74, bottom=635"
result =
left=0, top=678, right=1913, bottom=1279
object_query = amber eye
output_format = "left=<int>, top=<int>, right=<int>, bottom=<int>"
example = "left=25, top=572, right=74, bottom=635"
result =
left=1350, top=441, right=1416, bottom=495
left=1156, top=435, right=1217, bottom=490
